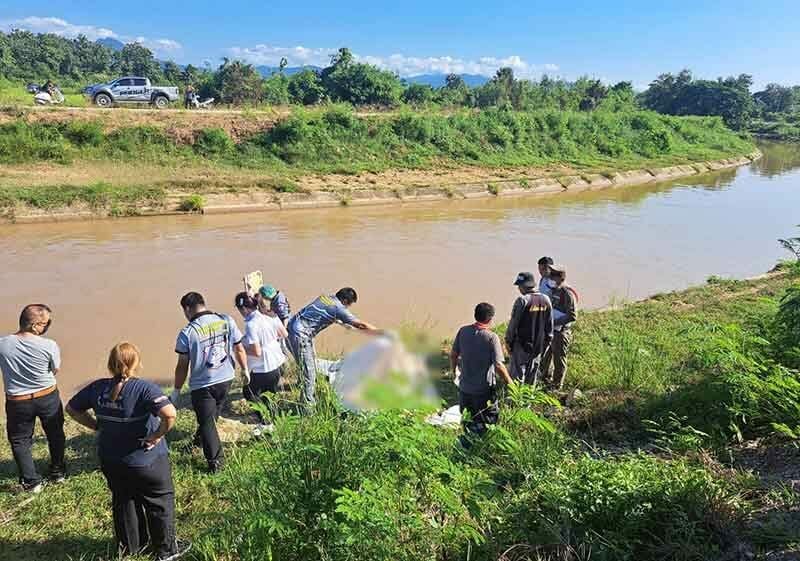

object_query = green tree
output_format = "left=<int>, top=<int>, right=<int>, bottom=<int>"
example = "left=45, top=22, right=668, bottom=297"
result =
left=213, top=59, right=264, bottom=104
left=112, top=43, right=162, bottom=79
left=320, top=47, right=402, bottom=106
left=753, top=84, right=796, bottom=114
left=401, top=83, right=435, bottom=105
left=436, top=73, right=470, bottom=106
left=162, top=61, right=183, bottom=84
left=288, top=69, right=326, bottom=105
left=262, top=73, right=290, bottom=105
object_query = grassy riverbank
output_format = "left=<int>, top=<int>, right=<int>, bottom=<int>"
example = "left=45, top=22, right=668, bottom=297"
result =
left=1, top=263, right=798, bottom=561
left=0, top=107, right=755, bottom=219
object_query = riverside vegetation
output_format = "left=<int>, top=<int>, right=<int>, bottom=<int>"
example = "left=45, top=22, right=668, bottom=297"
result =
left=0, top=106, right=755, bottom=217
left=1, top=255, right=799, bottom=561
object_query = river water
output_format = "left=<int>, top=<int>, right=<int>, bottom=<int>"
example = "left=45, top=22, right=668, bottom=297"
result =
left=1, top=141, right=799, bottom=396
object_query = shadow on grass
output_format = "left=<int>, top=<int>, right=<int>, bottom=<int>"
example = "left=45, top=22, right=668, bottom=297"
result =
left=0, top=431, right=100, bottom=487
left=0, top=536, right=117, bottom=561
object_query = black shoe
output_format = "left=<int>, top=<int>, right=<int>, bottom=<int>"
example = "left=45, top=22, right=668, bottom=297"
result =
left=156, top=539, right=192, bottom=561
left=207, top=459, right=224, bottom=474
left=47, top=465, right=67, bottom=484
left=21, top=480, right=44, bottom=494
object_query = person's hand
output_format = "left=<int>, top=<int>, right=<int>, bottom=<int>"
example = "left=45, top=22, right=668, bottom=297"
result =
left=241, top=368, right=251, bottom=385
left=142, top=436, right=162, bottom=451
left=170, top=389, right=180, bottom=405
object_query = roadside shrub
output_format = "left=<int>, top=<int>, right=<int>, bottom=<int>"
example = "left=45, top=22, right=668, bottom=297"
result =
left=772, top=284, right=800, bottom=369
left=63, top=120, right=104, bottom=147
left=194, top=127, right=233, bottom=157
left=105, top=126, right=173, bottom=157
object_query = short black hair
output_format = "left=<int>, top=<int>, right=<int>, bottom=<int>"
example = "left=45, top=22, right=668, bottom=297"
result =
left=234, top=291, right=257, bottom=310
left=335, top=287, right=358, bottom=306
left=180, top=292, right=205, bottom=310
left=474, top=302, right=495, bottom=323
left=538, top=256, right=554, bottom=266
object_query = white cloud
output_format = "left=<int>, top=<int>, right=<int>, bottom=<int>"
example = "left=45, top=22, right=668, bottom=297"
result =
left=0, top=16, right=115, bottom=40
left=225, top=44, right=558, bottom=78
left=0, top=16, right=182, bottom=57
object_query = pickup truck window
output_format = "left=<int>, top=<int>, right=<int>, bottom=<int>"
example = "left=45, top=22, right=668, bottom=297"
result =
left=117, top=79, right=133, bottom=87
left=133, top=78, right=147, bottom=86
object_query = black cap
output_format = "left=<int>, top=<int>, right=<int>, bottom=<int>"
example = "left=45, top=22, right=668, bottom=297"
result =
left=514, top=272, right=536, bottom=288
left=537, top=256, right=554, bottom=266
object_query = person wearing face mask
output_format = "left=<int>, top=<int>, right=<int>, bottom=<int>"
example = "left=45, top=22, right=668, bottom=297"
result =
left=0, top=304, right=66, bottom=492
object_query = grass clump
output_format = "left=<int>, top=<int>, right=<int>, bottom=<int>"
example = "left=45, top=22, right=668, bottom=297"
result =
left=193, top=127, right=234, bottom=157
left=0, top=182, right=165, bottom=212
left=178, top=194, right=204, bottom=212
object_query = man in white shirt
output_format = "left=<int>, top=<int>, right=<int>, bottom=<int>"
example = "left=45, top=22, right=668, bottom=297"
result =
left=235, top=293, right=287, bottom=427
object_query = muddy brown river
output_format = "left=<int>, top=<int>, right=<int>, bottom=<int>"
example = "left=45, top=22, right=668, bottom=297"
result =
left=1, top=141, right=799, bottom=397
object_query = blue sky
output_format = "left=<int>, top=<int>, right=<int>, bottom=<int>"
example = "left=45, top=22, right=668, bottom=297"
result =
left=2, top=1, right=799, bottom=89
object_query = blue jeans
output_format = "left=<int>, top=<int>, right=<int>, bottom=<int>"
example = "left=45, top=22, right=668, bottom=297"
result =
left=287, top=331, right=317, bottom=412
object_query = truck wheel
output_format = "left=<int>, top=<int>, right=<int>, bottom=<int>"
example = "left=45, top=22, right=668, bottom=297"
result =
left=94, top=93, right=112, bottom=108
left=153, top=95, right=169, bottom=109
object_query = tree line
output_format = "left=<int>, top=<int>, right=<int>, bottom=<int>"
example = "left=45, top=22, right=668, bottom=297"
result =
left=1, top=30, right=798, bottom=129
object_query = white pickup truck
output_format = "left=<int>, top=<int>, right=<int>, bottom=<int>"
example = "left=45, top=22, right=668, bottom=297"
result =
left=83, top=77, right=180, bottom=108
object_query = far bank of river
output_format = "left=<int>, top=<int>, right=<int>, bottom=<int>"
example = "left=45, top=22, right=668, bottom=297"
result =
left=0, top=141, right=797, bottom=398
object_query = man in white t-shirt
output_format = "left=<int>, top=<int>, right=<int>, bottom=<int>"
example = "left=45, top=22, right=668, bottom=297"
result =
left=235, top=293, right=287, bottom=426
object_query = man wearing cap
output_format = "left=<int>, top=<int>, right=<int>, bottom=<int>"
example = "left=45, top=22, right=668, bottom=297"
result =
left=540, top=265, right=577, bottom=390
left=537, top=256, right=555, bottom=299
left=0, top=304, right=66, bottom=492
left=258, top=285, right=291, bottom=327
left=505, top=273, right=553, bottom=384
left=287, top=288, right=382, bottom=412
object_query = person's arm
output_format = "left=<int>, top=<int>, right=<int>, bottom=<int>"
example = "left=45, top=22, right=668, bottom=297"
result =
left=234, top=342, right=249, bottom=372
left=553, top=289, right=577, bottom=327
left=544, top=297, right=554, bottom=346
left=142, top=399, right=177, bottom=451
left=450, top=331, right=461, bottom=374
left=494, top=360, right=513, bottom=385
left=50, top=341, right=61, bottom=376
left=66, top=404, right=98, bottom=431
left=173, top=354, right=190, bottom=393
left=505, top=297, right=524, bottom=348
left=349, top=319, right=383, bottom=336
left=275, top=319, right=289, bottom=340
left=492, top=334, right=513, bottom=385
left=65, top=385, right=97, bottom=430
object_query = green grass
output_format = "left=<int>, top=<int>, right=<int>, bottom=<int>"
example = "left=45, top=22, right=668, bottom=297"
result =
left=2, top=265, right=799, bottom=560
left=749, top=113, right=800, bottom=142
left=0, top=182, right=167, bottom=217
left=0, top=80, right=88, bottom=107
left=0, top=107, right=756, bottom=215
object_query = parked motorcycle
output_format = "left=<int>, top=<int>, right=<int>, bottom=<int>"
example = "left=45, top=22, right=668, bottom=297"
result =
left=29, top=83, right=65, bottom=105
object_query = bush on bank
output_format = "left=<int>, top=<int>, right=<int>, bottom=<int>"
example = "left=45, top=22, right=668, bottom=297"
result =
left=0, top=107, right=754, bottom=174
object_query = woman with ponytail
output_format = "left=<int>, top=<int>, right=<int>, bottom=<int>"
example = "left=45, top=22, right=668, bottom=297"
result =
left=66, top=343, right=189, bottom=561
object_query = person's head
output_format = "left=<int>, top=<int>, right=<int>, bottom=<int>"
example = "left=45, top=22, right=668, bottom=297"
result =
left=513, top=271, right=537, bottom=294
left=234, top=292, right=258, bottom=319
left=335, top=287, right=358, bottom=307
left=179, top=292, right=206, bottom=321
left=474, top=302, right=495, bottom=325
left=18, top=304, right=52, bottom=335
left=549, top=264, right=567, bottom=286
left=537, top=256, right=554, bottom=279
left=107, top=342, right=141, bottom=400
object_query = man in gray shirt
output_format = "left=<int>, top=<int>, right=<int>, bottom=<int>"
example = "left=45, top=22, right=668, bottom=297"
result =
left=0, top=304, right=66, bottom=492
left=450, top=302, right=512, bottom=436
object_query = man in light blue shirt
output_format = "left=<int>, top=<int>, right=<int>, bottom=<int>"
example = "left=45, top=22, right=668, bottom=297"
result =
left=0, top=304, right=66, bottom=491
left=287, top=287, right=382, bottom=411
left=173, top=292, right=247, bottom=472
left=538, top=256, right=555, bottom=298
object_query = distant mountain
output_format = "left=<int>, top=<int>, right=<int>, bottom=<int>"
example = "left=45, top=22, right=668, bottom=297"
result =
left=256, top=65, right=322, bottom=77
left=405, top=73, right=489, bottom=88
left=96, top=37, right=125, bottom=52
